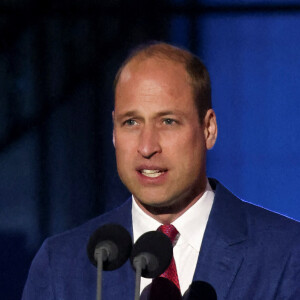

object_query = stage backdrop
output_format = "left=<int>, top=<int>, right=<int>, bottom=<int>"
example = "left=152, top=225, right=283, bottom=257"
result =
left=0, top=1, right=300, bottom=299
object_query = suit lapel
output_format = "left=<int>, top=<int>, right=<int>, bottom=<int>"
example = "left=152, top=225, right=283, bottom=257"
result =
left=192, top=179, right=248, bottom=299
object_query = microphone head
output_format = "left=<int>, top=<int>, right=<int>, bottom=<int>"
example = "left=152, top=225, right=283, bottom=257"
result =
left=141, top=277, right=182, bottom=300
left=87, top=223, right=132, bottom=271
left=183, top=281, right=217, bottom=300
left=130, top=231, right=173, bottom=278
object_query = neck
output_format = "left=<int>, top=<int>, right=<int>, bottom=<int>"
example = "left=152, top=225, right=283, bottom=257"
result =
left=135, top=180, right=207, bottom=224
left=144, top=197, right=203, bottom=224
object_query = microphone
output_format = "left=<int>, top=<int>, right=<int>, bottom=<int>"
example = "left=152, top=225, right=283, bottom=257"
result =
left=87, top=224, right=132, bottom=300
left=183, top=281, right=217, bottom=300
left=130, top=231, right=173, bottom=300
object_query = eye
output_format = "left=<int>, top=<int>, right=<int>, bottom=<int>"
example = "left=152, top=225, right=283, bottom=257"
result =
left=123, top=119, right=137, bottom=126
left=163, top=118, right=177, bottom=125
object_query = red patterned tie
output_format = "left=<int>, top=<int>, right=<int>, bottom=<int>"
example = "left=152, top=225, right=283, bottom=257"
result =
left=157, top=224, right=181, bottom=292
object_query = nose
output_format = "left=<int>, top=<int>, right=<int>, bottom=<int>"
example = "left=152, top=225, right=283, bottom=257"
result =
left=137, top=126, right=162, bottom=159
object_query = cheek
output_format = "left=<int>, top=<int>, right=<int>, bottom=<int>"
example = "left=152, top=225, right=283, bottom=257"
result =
left=164, top=128, right=205, bottom=154
left=162, top=135, right=205, bottom=169
left=115, top=131, right=133, bottom=150
left=167, top=130, right=206, bottom=171
left=114, top=135, right=137, bottom=166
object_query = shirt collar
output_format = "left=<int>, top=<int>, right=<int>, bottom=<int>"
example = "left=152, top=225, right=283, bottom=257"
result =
left=132, top=179, right=215, bottom=250
left=132, top=196, right=161, bottom=243
left=172, top=180, right=214, bottom=251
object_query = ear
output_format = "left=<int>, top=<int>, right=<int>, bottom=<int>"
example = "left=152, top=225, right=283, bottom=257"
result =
left=112, top=111, right=116, bottom=147
left=203, top=109, right=217, bottom=150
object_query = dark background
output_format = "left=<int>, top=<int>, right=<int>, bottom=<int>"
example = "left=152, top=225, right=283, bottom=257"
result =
left=1, top=1, right=300, bottom=299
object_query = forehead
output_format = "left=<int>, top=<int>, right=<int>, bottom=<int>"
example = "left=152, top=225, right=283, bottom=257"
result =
left=121, top=56, right=187, bottom=78
left=115, top=57, right=192, bottom=102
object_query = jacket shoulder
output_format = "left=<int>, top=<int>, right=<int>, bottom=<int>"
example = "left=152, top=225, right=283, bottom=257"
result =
left=44, top=198, right=132, bottom=257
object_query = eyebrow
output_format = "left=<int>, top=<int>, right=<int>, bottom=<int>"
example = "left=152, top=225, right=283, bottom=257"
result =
left=156, top=110, right=184, bottom=117
left=116, top=110, right=185, bottom=120
left=115, top=110, right=139, bottom=121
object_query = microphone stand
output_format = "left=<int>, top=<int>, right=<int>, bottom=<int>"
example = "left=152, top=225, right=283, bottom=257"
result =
left=133, top=255, right=147, bottom=300
left=95, top=247, right=108, bottom=300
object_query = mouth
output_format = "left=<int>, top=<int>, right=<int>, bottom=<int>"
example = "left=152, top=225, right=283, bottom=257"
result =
left=139, top=169, right=166, bottom=178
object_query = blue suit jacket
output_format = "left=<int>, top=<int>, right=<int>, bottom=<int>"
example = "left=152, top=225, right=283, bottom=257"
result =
left=22, top=179, right=300, bottom=299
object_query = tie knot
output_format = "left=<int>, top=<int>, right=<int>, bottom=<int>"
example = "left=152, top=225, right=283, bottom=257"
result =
left=157, top=224, right=178, bottom=243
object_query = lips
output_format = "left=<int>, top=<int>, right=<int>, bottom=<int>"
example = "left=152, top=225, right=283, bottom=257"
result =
left=136, top=166, right=168, bottom=179
left=140, top=169, right=165, bottom=178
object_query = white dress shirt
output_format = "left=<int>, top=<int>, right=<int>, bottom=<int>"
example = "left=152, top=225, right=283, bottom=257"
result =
left=132, top=179, right=215, bottom=295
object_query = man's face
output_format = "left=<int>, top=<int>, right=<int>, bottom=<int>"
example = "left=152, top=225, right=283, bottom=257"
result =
left=113, top=57, right=216, bottom=214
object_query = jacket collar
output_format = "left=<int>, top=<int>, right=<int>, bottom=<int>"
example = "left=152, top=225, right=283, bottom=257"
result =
left=191, top=178, right=248, bottom=299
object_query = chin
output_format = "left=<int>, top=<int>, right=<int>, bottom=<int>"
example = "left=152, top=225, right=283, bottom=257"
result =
left=138, top=198, right=166, bottom=207
left=137, top=195, right=179, bottom=210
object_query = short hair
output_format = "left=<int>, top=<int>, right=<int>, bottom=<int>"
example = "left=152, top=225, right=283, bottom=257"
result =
left=113, top=41, right=212, bottom=122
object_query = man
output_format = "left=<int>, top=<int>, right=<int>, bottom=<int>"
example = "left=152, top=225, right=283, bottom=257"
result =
left=22, top=42, right=300, bottom=299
